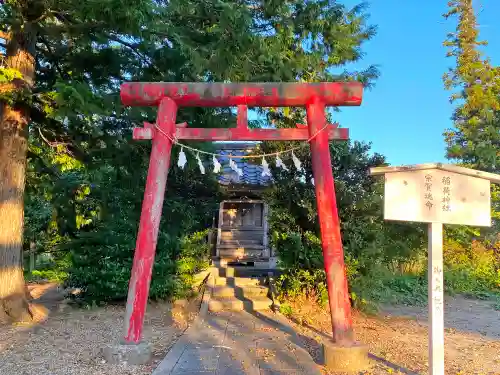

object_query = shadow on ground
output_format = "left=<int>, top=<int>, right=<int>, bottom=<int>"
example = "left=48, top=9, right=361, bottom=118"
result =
left=282, top=314, right=420, bottom=375
left=154, top=307, right=323, bottom=375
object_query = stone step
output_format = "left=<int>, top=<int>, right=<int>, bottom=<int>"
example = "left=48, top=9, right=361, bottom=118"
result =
left=220, top=239, right=262, bottom=246
left=217, top=244, right=265, bottom=249
left=217, top=248, right=269, bottom=259
left=208, top=296, right=272, bottom=312
left=212, top=262, right=280, bottom=276
left=211, top=285, right=269, bottom=298
left=214, top=276, right=262, bottom=286
left=215, top=267, right=236, bottom=278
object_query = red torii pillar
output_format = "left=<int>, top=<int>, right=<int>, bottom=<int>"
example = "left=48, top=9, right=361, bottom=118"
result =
left=120, top=82, right=361, bottom=348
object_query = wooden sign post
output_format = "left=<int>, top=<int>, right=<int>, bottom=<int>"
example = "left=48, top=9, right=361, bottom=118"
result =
left=370, top=163, right=500, bottom=375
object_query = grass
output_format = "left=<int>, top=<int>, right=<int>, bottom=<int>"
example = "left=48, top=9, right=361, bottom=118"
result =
left=349, top=263, right=500, bottom=313
left=25, top=269, right=68, bottom=283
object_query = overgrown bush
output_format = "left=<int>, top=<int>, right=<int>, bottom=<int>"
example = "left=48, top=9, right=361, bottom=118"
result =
left=272, top=228, right=366, bottom=308
left=276, top=269, right=329, bottom=307
left=443, top=238, right=500, bottom=296
left=272, top=227, right=428, bottom=310
left=271, top=227, right=325, bottom=306
left=67, top=225, right=212, bottom=304
left=25, top=252, right=71, bottom=283
left=173, top=230, right=212, bottom=298
left=56, top=142, right=220, bottom=304
left=265, top=139, right=429, bottom=310
left=26, top=269, right=69, bottom=283
left=272, top=220, right=500, bottom=311
left=272, top=230, right=324, bottom=270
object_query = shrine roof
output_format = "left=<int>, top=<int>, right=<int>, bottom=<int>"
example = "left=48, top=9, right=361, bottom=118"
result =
left=215, top=142, right=272, bottom=187
left=370, top=163, right=500, bottom=184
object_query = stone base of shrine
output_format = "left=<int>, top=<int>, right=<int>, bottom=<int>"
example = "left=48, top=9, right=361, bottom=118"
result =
left=102, top=341, right=152, bottom=365
left=322, top=340, right=370, bottom=372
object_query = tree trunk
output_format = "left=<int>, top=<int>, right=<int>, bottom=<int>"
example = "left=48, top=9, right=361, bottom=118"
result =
left=0, top=24, right=36, bottom=324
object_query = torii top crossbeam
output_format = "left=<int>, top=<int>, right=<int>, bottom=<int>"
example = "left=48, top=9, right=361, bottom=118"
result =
left=124, top=82, right=361, bottom=142
left=120, top=82, right=363, bottom=107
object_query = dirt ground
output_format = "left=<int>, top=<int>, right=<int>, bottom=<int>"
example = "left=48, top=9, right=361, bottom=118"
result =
left=0, top=283, right=198, bottom=375
left=285, top=295, right=500, bottom=375
left=3, top=284, right=500, bottom=375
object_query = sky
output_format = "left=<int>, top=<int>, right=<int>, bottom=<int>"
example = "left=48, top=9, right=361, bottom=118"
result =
left=334, top=0, right=500, bottom=166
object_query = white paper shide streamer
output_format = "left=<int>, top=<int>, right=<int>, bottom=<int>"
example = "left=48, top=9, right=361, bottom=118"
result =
left=177, top=147, right=187, bottom=169
left=229, top=158, right=243, bottom=177
left=275, top=154, right=289, bottom=171
left=261, top=157, right=271, bottom=177
left=229, top=158, right=237, bottom=173
left=196, top=153, right=205, bottom=174
left=291, top=151, right=302, bottom=172
left=212, top=155, right=222, bottom=173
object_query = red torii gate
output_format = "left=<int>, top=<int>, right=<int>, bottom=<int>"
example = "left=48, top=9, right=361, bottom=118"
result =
left=120, top=82, right=362, bottom=348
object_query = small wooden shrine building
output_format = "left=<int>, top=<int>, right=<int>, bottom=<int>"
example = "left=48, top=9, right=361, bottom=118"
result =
left=213, top=143, right=276, bottom=269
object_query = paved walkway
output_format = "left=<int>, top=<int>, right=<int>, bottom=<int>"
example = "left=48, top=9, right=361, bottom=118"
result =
left=153, top=310, right=322, bottom=375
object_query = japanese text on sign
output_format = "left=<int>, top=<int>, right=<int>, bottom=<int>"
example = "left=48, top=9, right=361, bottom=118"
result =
left=424, top=174, right=433, bottom=211
left=442, top=176, right=451, bottom=212
left=383, top=169, right=491, bottom=226
left=432, top=265, right=443, bottom=313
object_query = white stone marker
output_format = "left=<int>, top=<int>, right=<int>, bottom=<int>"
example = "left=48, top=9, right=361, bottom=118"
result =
left=370, top=163, right=500, bottom=375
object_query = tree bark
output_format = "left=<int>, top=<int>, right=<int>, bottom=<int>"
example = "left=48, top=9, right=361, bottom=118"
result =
left=0, top=24, right=36, bottom=324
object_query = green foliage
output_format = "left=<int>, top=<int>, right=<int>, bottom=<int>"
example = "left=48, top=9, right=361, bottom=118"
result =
left=271, top=230, right=324, bottom=270
left=265, top=137, right=428, bottom=309
left=26, top=269, right=69, bottom=283
left=8, top=0, right=385, bottom=305
left=380, top=275, right=427, bottom=306
left=174, top=231, right=212, bottom=298
left=272, top=231, right=430, bottom=310
left=24, top=252, right=71, bottom=283
left=265, top=0, right=500, bottom=311
left=442, top=0, right=500, bottom=245
left=443, top=239, right=500, bottom=297
left=0, top=67, right=26, bottom=103
left=279, top=303, right=294, bottom=317
left=443, top=0, right=500, bottom=170
left=8, top=0, right=495, bottom=313
left=67, top=226, right=213, bottom=304
left=0, top=67, right=22, bottom=83
left=276, top=269, right=329, bottom=307
left=61, top=141, right=220, bottom=303
left=13, top=0, right=496, bottom=312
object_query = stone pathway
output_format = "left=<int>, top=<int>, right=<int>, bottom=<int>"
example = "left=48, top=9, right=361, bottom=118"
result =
left=153, top=310, right=322, bottom=375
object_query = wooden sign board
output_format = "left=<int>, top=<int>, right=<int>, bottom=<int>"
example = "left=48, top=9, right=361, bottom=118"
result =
left=383, top=169, right=491, bottom=226
left=371, top=163, right=500, bottom=375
